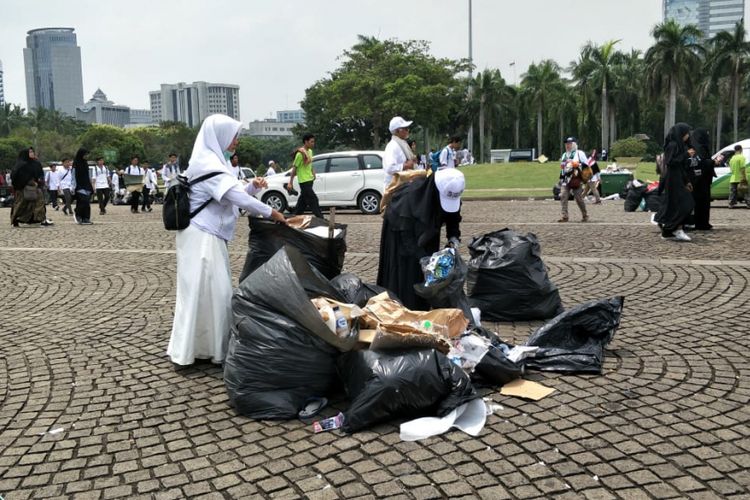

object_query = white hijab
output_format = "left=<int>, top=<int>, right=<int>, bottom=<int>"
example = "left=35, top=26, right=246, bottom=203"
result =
left=186, top=114, right=243, bottom=180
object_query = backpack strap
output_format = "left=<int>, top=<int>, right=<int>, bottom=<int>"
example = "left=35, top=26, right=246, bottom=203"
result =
left=187, top=171, right=224, bottom=218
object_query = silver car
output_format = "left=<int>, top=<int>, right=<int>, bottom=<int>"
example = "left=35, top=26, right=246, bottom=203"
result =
left=255, top=151, right=384, bottom=214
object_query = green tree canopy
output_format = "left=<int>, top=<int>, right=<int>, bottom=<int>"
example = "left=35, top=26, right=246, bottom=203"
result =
left=301, top=36, right=470, bottom=150
left=79, top=125, right=145, bottom=166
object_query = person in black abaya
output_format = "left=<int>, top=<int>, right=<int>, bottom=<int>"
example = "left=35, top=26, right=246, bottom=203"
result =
left=655, top=123, right=695, bottom=241
left=377, top=169, right=464, bottom=311
left=10, top=147, right=49, bottom=227
left=73, top=148, right=94, bottom=225
left=689, top=129, right=721, bottom=230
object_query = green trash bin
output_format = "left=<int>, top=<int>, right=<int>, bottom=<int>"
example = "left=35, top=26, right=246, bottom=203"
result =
left=600, top=172, right=633, bottom=197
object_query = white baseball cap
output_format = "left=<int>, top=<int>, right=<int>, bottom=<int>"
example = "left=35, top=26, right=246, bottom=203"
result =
left=434, top=168, right=465, bottom=213
left=388, top=116, right=413, bottom=133
left=268, top=160, right=274, bottom=165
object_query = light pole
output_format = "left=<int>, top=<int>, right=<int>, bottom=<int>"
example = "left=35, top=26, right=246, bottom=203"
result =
left=467, top=0, right=474, bottom=155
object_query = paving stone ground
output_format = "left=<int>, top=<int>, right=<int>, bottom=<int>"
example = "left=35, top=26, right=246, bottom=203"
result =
left=0, top=198, right=749, bottom=499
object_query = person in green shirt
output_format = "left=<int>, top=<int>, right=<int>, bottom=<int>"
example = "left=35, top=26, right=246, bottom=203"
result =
left=287, top=133, right=323, bottom=218
left=728, top=144, right=749, bottom=208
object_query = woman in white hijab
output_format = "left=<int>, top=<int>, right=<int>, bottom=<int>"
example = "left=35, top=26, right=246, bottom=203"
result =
left=168, top=114, right=286, bottom=366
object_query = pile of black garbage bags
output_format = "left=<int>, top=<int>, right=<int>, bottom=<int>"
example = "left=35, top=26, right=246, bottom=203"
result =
left=623, top=180, right=660, bottom=212
left=225, top=220, right=624, bottom=433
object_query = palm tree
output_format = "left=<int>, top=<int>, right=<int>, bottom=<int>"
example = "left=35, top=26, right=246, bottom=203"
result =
left=708, top=20, right=750, bottom=143
left=580, top=40, right=622, bottom=151
left=611, top=50, right=645, bottom=140
left=0, top=103, right=26, bottom=137
left=521, top=60, right=564, bottom=156
left=644, top=20, right=704, bottom=137
left=471, top=69, right=511, bottom=162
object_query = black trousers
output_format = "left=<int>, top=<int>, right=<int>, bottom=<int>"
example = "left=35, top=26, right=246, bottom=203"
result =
left=62, top=189, right=73, bottom=214
left=692, top=177, right=712, bottom=228
left=96, top=188, right=110, bottom=213
left=75, top=191, right=91, bottom=221
left=141, top=185, right=152, bottom=210
left=130, top=189, right=141, bottom=211
left=294, top=180, right=323, bottom=218
left=48, top=189, right=58, bottom=208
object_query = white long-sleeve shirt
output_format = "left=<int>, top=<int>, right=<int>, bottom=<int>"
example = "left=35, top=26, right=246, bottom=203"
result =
left=58, top=167, right=73, bottom=190
left=145, top=169, right=158, bottom=189
left=46, top=169, right=61, bottom=190
left=189, top=173, right=272, bottom=241
left=93, top=165, right=110, bottom=189
left=162, top=163, right=180, bottom=189
left=439, top=146, right=456, bottom=169
left=383, top=138, right=408, bottom=187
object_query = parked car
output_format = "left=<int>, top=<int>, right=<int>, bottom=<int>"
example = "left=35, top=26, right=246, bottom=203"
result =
left=711, top=139, right=750, bottom=200
left=254, top=151, right=384, bottom=214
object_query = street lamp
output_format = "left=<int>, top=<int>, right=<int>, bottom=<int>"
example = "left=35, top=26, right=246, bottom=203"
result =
left=467, top=0, right=474, bottom=154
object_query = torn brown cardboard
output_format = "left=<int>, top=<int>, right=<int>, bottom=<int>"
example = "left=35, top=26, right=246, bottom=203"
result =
left=363, top=292, right=468, bottom=338
left=500, top=379, right=555, bottom=401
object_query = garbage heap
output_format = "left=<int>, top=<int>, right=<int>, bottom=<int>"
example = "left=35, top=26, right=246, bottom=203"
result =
left=225, top=222, right=624, bottom=434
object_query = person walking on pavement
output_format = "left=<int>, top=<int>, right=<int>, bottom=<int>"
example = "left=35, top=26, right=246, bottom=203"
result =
left=689, top=129, right=722, bottom=229
left=161, top=153, right=180, bottom=190
left=46, top=163, right=61, bottom=210
left=10, top=148, right=53, bottom=227
left=655, top=123, right=694, bottom=241
left=439, top=136, right=463, bottom=170
left=287, top=133, right=323, bottom=218
left=558, top=137, right=589, bottom=222
left=167, top=114, right=286, bottom=366
left=728, top=144, right=749, bottom=208
left=72, top=148, right=94, bottom=225
left=58, top=158, right=74, bottom=215
left=92, top=157, right=111, bottom=215
left=141, top=162, right=157, bottom=212
left=125, top=156, right=145, bottom=213
left=383, top=116, right=416, bottom=187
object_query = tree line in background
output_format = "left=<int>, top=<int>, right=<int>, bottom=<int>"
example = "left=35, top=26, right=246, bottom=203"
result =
left=0, top=105, right=296, bottom=175
left=301, top=19, right=750, bottom=162
left=2, top=19, right=749, bottom=169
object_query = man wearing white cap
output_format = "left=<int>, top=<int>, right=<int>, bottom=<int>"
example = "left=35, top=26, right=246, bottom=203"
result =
left=383, top=116, right=417, bottom=187
left=266, top=160, right=277, bottom=176
left=377, top=167, right=465, bottom=310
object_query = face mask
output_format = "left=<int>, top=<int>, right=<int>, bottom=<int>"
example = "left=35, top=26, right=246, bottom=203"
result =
left=223, top=151, right=232, bottom=161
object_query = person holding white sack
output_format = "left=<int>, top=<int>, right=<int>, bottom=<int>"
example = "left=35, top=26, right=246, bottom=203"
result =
left=167, top=114, right=286, bottom=366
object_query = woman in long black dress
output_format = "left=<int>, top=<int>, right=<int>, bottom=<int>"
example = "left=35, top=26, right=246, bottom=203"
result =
left=10, top=147, right=50, bottom=227
left=689, top=128, right=721, bottom=230
left=655, top=123, right=695, bottom=241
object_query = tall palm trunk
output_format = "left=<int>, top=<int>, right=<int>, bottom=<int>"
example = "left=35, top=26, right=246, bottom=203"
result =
left=536, top=106, right=543, bottom=156
left=514, top=117, right=520, bottom=149
left=609, top=107, right=617, bottom=146
left=601, top=81, right=609, bottom=150
left=479, top=98, right=486, bottom=163
left=732, top=72, right=739, bottom=143
left=716, top=103, right=723, bottom=149
left=559, top=112, right=565, bottom=156
left=665, top=76, right=677, bottom=136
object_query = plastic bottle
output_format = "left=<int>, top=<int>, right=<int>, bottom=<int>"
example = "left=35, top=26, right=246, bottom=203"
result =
left=333, top=306, right=349, bottom=337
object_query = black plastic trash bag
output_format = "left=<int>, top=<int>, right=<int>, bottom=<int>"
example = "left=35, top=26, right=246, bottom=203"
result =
left=414, top=250, right=474, bottom=324
left=467, top=229, right=563, bottom=322
left=239, top=217, right=347, bottom=282
left=225, top=246, right=356, bottom=420
left=643, top=189, right=661, bottom=212
left=624, top=183, right=647, bottom=212
left=469, top=327, right=524, bottom=386
left=338, top=349, right=476, bottom=433
left=224, top=300, right=340, bottom=420
left=524, top=296, right=624, bottom=374
left=330, top=273, right=395, bottom=307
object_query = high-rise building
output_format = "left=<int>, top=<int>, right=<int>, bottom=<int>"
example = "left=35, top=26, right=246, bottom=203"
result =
left=127, top=109, right=154, bottom=128
left=276, top=109, right=306, bottom=124
left=663, top=0, right=745, bottom=37
left=76, top=89, right=130, bottom=127
left=149, top=81, right=240, bottom=127
left=23, top=27, right=84, bottom=116
left=0, top=60, right=5, bottom=106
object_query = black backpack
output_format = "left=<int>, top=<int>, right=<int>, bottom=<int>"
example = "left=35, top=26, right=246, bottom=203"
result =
left=163, top=172, right=222, bottom=230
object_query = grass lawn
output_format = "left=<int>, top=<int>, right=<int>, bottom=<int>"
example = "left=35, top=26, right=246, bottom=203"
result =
left=459, top=161, right=658, bottom=197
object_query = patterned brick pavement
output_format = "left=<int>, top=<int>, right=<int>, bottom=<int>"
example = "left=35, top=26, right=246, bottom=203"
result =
left=0, top=199, right=749, bottom=499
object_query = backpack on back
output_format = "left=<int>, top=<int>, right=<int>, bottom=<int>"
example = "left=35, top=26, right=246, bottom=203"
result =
left=163, top=172, right=222, bottom=230
left=430, top=150, right=441, bottom=172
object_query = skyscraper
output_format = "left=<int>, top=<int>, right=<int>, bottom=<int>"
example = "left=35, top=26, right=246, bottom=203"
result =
left=149, top=81, right=240, bottom=127
left=23, top=27, right=84, bottom=116
left=0, top=60, right=5, bottom=106
left=663, top=0, right=746, bottom=37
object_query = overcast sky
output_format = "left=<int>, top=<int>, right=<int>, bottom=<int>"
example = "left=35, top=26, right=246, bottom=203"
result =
left=1, top=0, right=747, bottom=124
